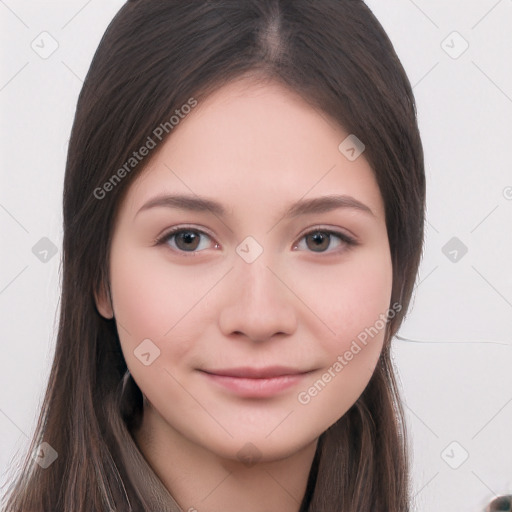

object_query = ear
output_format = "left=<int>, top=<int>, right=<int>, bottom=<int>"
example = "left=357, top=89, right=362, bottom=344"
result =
left=94, top=280, right=114, bottom=319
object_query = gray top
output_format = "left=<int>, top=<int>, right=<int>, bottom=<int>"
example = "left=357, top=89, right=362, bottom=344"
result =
left=118, top=423, right=184, bottom=512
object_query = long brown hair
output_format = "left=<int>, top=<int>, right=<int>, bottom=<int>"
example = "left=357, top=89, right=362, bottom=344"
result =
left=2, top=1, right=425, bottom=510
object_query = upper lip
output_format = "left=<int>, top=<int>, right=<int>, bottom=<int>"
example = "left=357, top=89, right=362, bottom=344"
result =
left=200, top=366, right=312, bottom=379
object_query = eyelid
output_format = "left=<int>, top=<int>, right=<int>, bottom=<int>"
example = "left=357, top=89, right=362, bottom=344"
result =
left=295, top=225, right=359, bottom=245
left=154, top=224, right=218, bottom=255
left=154, top=224, right=359, bottom=255
left=154, top=224, right=216, bottom=243
left=292, top=225, right=359, bottom=254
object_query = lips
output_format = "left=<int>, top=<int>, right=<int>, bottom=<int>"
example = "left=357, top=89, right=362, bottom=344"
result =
left=200, top=366, right=309, bottom=379
left=198, top=366, right=314, bottom=398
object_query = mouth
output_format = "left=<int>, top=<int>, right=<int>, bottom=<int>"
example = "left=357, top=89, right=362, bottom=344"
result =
left=198, top=366, right=315, bottom=398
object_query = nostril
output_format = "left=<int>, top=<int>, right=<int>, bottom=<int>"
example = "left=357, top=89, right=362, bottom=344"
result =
left=485, top=495, right=512, bottom=512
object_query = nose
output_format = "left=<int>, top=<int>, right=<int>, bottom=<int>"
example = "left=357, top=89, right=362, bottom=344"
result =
left=218, top=254, right=298, bottom=343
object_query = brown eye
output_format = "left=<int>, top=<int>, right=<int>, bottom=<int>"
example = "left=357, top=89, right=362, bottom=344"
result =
left=305, top=231, right=331, bottom=252
left=174, top=230, right=201, bottom=251
left=158, top=228, right=216, bottom=254
left=295, top=229, right=357, bottom=254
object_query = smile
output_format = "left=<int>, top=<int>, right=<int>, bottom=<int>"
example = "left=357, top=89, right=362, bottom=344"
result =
left=198, top=366, right=315, bottom=398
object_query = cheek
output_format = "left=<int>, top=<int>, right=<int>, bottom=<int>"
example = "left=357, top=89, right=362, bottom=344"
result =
left=109, top=246, right=216, bottom=414
left=110, top=249, right=173, bottom=340
left=291, top=247, right=392, bottom=424
left=331, top=256, right=392, bottom=353
left=109, top=245, right=227, bottom=362
left=291, top=243, right=393, bottom=348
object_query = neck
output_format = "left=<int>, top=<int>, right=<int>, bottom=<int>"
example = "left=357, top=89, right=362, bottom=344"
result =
left=133, top=401, right=319, bottom=512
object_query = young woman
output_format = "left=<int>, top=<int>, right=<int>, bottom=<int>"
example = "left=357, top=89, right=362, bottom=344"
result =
left=2, top=1, right=426, bottom=510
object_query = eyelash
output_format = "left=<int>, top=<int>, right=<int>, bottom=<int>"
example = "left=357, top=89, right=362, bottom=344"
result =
left=154, top=225, right=359, bottom=257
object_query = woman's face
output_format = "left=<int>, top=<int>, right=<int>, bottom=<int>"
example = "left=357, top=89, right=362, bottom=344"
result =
left=97, top=77, right=393, bottom=462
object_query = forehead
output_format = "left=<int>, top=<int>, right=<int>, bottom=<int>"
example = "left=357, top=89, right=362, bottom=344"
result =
left=120, top=77, right=385, bottom=221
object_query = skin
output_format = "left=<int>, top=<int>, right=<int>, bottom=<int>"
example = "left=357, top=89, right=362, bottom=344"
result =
left=96, top=76, right=393, bottom=512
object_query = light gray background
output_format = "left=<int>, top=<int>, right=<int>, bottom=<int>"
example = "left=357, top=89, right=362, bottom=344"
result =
left=1, top=1, right=511, bottom=511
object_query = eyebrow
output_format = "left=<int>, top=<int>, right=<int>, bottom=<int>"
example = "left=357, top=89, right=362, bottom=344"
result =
left=135, top=193, right=375, bottom=220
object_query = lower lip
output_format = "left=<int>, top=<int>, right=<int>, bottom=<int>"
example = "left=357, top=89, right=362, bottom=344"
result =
left=200, top=372, right=308, bottom=398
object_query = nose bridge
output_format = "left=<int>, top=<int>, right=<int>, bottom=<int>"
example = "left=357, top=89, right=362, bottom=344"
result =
left=234, top=233, right=283, bottom=303
left=238, top=254, right=279, bottom=305
left=218, top=247, right=297, bottom=340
